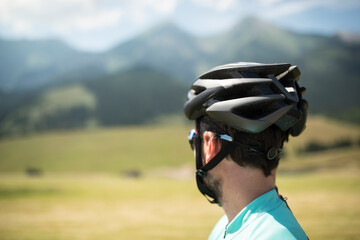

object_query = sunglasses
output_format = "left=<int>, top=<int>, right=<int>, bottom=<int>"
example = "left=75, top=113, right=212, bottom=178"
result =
left=188, top=128, right=198, bottom=150
left=188, top=128, right=233, bottom=151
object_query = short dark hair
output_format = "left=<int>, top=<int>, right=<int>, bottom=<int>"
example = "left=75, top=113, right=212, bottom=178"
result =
left=199, top=116, right=289, bottom=176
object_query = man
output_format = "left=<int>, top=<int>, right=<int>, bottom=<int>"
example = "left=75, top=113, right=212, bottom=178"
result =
left=184, top=62, right=308, bottom=239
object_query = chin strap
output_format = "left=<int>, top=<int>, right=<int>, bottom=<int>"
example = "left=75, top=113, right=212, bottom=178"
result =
left=195, top=119, right=235, bottom=205
left=196, top=141, right=234, bottom=204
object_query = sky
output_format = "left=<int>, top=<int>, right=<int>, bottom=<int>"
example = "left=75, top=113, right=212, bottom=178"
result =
left=0, top=0, right=359, bottom=52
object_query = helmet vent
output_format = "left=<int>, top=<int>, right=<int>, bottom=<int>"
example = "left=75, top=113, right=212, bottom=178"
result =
left=232, top=101, right=285, bottom=120
left=192, top=85, right=206, bottom=95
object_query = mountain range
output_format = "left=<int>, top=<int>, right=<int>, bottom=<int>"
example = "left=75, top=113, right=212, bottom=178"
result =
left=0, top=17, right=359, bottom=136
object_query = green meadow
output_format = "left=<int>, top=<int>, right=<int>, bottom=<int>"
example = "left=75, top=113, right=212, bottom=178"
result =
left=0, top=116, right=359, bottom=240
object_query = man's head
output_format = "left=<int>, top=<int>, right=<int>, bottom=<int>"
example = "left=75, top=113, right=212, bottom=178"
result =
left=184, top=62, right=308, bottom=204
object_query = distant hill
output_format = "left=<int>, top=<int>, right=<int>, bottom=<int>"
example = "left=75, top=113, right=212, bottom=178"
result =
left=84, top=67, right=187, bottom=126
left=0, top=17, right=359, bottom=135
left=104, top=17, right=360, bottom=115
left=202, top=17, right=328, bottom=63
left=103, top=22, right=207, bottom=83
left=0, top=68, right=187, bottom=136
left=0, top=38, right=103, bottom=90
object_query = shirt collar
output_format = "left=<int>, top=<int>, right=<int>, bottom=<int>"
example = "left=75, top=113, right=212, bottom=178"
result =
left=226, top=188, right=282, bottom=235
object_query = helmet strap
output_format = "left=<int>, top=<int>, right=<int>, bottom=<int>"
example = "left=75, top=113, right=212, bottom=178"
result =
left=194, top=119, right=234, bottom=205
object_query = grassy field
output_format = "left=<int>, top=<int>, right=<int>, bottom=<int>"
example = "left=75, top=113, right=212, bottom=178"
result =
left=0, top=116, right=359, bottom=239
left=0, top=125, right=193, bottom=173
left=0, top=171, right=359, bottom=240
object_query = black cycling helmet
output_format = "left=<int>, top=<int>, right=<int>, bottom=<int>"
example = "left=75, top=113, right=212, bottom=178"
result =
left=184, top=62, right=308, bottom=136
left=184, top=62, right=308, bottom=204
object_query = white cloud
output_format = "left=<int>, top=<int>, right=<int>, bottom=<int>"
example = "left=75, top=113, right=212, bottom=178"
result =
left=0, top=0, right=110, bottom=37
left=0, top=0, right=177, bottom=38
left=146, top=0, right=177, bottom=14
left=55, top=9, right=123, bottom=34
left=122, top=0, right=177, bottom=24
left=1, top=0, right=357, bottom=37
left=0, top=0, right=358, bottom=51
left=258, top=0, right=285, bottom=7
left=189, top=0, right=240, bottom=12
left=261, top=0, right=317, bottom=18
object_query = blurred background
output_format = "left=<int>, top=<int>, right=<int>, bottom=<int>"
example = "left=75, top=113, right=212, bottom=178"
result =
left=0, top=0, right=359, bottom=239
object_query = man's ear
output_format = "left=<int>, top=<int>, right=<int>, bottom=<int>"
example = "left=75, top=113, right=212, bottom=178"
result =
left=203, top=131, right=222, bottom=164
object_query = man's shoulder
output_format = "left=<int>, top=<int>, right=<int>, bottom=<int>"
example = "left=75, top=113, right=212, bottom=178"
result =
left=243, top=210, right=307, bottom=240
left=208, top=204, right=307, bottom=240
left=208, top=189, right=308, bottom=240
left=234, top=204, right=307, bottom=240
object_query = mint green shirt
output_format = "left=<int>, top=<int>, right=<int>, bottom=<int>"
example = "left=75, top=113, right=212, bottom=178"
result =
left=208, top=189, right=307, bottom=240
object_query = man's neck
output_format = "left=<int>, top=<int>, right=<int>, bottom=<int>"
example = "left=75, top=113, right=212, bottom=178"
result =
left=219, top=161, right=276, bottom=223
